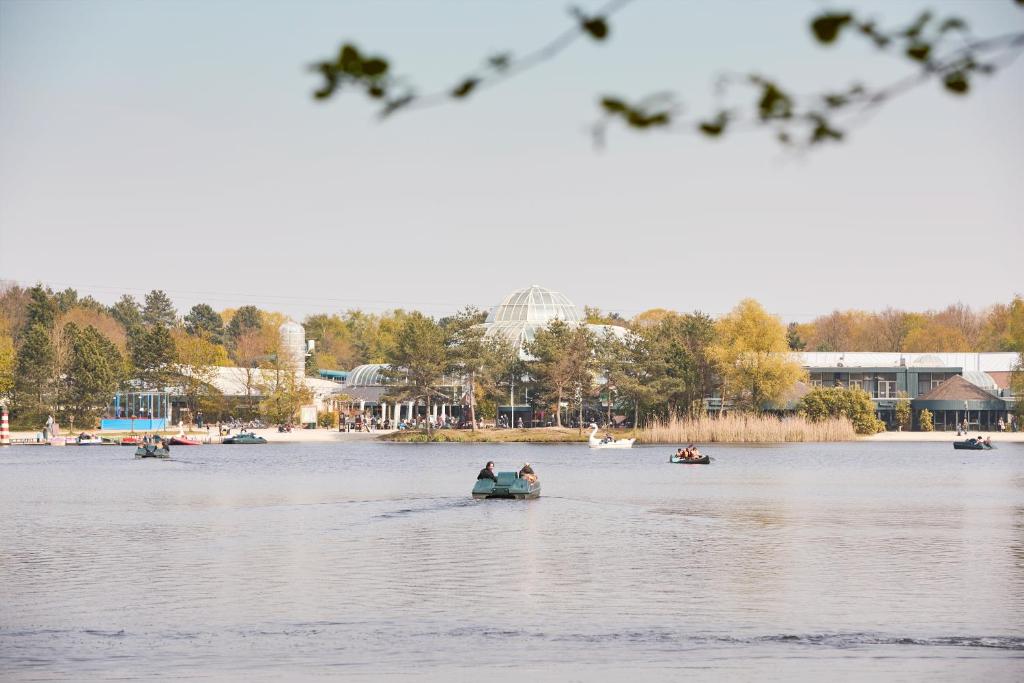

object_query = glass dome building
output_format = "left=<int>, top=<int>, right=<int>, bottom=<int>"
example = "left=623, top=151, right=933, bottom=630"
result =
left=481, top=284, right=627, bottom=350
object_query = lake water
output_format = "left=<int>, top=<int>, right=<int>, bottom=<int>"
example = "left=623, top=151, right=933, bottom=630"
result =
left=1, top=441, right=1022, bottom=681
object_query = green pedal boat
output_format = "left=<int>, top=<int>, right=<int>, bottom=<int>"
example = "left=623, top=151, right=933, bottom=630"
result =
left=222, top=432, right=267, bottom=444
left=135, top=445, right=170, bottom=459
left=473, top=471, right=541, bottom=500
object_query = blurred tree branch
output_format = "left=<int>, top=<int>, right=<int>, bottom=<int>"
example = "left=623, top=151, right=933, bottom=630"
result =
left=308, top=1, right=1024, bottom=149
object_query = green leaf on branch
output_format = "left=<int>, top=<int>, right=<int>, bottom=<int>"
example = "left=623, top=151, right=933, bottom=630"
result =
left=943, top=71, right=970, bottom=94
left=698, top=112, right=729, bottom=137
left=487, top=53, right=512, bottom=71
left=451, top=78, right=479, bottom=98
left=808, top=114, right=844, bottom=144
left=939, top=17, right=967, bottom=33
left=311, top=62, right=338, bottom=100
left=903, top=11, right=932, bottom=38
left=338, top=44, right=363, bottom=74
left=810, top=13, right=852, bottom=44
left=601, top=97, right=628, bottom=113
left=906, top=41, right=931, bottom=62
left=753, top=79, right=793, bottom=120
left=362, top=58, right=389, bottom=77
left=571, top=8, right=609, bottom=40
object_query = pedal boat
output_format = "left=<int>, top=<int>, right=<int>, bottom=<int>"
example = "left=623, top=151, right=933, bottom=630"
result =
left=953, top=439, right=993, bottom=450
left=135, top=445, right=170, bottom=459
left=473, top=471, right=541, bottom=500
left=670, top=454, right=710, bottom=464
left=222, top=432, right=267, bottom=444
left=588, top=424, right=635, bottom=449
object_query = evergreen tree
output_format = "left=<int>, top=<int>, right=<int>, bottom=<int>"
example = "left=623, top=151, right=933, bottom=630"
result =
left=14, top=323, right=56, bottom=423
left=130, top=324, right=177, bottom=389
left=444, top=307, right=510, bottom=430
left=637, top=311, right=717, bottom=418
left=227, top=305, right=263, bottom=344
left=786, top=322, right=807, bottom=350
left=110, top=295, right=143, bottom=332
left=53, top=288, right=80, bottom=313
left=142, top=290, right=177, bottom=328
left=382, top=312, right=448, bottom=430
left=25, top=284, right=56, bottom=331
left=0, top=329, right=16, bottom=405
left=184, top=303, right=225, bottom=344
left=61, top=324, right=124, bottom=427
left=524, top=320, right=595, bottom=428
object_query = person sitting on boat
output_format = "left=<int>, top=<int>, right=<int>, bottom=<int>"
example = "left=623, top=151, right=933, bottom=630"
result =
left=689, top=444, right=701, bottom=458
left=602, top=432, right=614, bottom=444
left=519, top=462, right=537, bottom=484
left=477, top=461, right=497, bottom=482
left=983, top=436, right=992, bottom=447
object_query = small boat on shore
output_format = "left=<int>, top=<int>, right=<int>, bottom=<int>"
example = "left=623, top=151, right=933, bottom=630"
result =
left=670, top=454, right=710, bottom=464
left=120, top=436, right=143, bottom=445
left=473, top=471, right=541, bottom=500
left=134, top=445, right=170, bottom=459
left=953, top=439, right=994, bottom=451
left=223, top=431, right=267, bottom=445
left=169, top=436, right=202, bottom=446
left=75, top=434, right=105, bottom=446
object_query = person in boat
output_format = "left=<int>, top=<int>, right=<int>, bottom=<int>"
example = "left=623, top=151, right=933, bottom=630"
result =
left=689, top=444, right=701, bottom=458
left=601, top=432, right=614, bottom=444
left=519, top=462, right=537, bottom=484
left=477, top=461, right=497, bottom=482
left=983, top=436, right=992, bottom=447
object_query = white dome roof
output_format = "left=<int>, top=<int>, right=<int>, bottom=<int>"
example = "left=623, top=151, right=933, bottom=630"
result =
left=481, top=285, right=627, bottom=355
left=346, top=364, right=390, bottom=387
left=485, top=285, right=582, bottom=324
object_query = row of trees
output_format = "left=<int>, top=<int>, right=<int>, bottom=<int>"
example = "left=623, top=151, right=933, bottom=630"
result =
left=377, top=299, right=810, bottom=429
left=0, top=285, right=307, bottom=429
left=2, top=281, right=1021, bottom=431
left=786, top=299, right=1024, bottom=353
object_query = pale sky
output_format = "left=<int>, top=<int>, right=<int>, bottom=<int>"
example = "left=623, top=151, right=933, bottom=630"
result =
left=1, top=0, right=1021, bottom=322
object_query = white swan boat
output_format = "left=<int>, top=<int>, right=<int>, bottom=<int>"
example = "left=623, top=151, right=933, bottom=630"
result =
left=588, top=423, right=635, bottom=449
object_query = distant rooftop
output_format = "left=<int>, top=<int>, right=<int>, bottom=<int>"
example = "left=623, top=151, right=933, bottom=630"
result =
left=792, top=352, right=1018, bottom=372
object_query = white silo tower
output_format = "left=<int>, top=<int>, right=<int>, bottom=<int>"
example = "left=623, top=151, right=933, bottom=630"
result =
left=279, top=320, right=306, bottom=379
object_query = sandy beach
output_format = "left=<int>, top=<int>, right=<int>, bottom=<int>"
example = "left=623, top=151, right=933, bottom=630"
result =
left=860, top=430, right=1024, bottom=443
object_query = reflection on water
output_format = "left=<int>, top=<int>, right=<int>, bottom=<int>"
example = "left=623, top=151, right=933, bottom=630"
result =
left=1, top=441, right=1022, bottom=681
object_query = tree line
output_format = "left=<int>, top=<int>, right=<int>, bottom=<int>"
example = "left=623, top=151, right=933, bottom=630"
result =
left=1, top=282, right=1020, bottom=431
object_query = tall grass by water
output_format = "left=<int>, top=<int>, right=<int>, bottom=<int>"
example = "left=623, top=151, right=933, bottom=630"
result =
left=384, top=427, right=589, bottom=443
left=640, top=414, right=857, bottom=443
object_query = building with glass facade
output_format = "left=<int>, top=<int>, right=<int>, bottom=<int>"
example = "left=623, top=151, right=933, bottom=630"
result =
left=795, top=352, right=1017, bottom=430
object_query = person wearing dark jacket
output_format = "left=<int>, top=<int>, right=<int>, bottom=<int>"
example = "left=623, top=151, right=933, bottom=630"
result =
left=477, top=461, right=497, bottom=481
left=518, top=462, right=537, bottom=484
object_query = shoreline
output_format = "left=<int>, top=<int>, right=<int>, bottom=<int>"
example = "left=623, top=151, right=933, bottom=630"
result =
left=7, top=427, right=1022, bottom=445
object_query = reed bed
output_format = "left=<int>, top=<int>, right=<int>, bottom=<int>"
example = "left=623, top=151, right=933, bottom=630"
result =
left=640, top=414, right=857, bottom=443
left=383, top=427, right=589, bottom=443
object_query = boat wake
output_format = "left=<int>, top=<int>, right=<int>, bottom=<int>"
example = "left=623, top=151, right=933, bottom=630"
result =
left=442, top=626, right=1024, bottom=650
left=374, top=497, right=476, bottom=520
